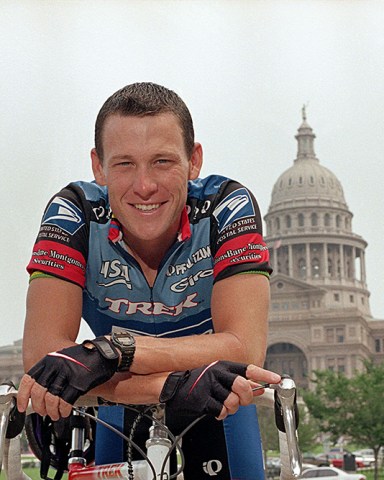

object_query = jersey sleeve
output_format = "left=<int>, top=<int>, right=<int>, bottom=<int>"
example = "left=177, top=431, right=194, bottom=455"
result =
left=210, top=180, right=272, bottom=283
left=26, top=184, right=91, bottom=288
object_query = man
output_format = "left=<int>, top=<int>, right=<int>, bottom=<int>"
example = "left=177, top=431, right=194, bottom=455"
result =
left=17, top=82, right=279, bottom=479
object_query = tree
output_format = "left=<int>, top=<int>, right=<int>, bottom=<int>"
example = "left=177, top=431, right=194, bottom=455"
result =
left=297, top=404, right=320, bottom=453
left=303, top=361, right=384, bottom=480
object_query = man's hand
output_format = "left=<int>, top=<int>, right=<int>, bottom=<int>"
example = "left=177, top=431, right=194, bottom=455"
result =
left=17, top=337, right=119, bottom=420
left=160, top=360, right=281, bottom=420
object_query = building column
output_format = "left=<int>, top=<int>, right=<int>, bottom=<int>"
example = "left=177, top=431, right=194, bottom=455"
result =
left=288, top=244, right=293, bottom=277
left=323, top=242, right=328, bottom=278
left=360, top=249, right=366, bottom=284
left=339, top=244, right=345, bottom=278
left=306, top=243, right=311, bottom=279
left=351, top=246, right=356, bottom=280
left=273, top=247, right=278, bottom=273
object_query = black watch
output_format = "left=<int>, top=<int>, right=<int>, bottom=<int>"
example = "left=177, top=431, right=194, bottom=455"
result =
left=111, top=331, right=136, bottom=371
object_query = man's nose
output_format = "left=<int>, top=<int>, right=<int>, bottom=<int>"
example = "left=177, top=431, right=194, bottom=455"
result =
left=132, top=167, right=158, bottom=197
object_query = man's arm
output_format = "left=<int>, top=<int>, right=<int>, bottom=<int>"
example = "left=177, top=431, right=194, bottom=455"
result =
left=130, top=273, right=270, bottom=374
left=22, top=277, right=83, bottom=370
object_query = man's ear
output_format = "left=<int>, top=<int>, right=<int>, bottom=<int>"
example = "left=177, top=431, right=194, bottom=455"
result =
left=188, top=143, right=203, bottom=180
left=91, top=148, right=107, bottom=186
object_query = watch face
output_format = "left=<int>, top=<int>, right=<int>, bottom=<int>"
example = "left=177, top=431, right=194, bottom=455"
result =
left=114, top=333, right=135, bottom=348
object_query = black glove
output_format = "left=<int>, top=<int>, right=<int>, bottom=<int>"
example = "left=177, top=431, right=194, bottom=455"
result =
left=28, top=337, right=119, bottom=405
left=159, top=360, right=247, bottom=418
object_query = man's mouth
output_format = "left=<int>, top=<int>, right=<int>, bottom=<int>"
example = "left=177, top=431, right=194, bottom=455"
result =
left=133, top=203, right=161, bottom=212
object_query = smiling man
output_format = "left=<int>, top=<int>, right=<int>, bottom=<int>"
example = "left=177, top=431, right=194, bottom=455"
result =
left=18, top=83, right=278, bottom=479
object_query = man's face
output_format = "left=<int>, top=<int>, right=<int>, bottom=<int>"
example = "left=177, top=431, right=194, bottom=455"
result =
left=91, top=113, right=202, bottom=250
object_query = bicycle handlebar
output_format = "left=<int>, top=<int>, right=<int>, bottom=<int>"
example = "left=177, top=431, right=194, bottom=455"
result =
left=1, top=379, right=302, bottom=480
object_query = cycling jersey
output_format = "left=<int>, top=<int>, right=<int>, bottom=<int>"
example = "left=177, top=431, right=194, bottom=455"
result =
left=27, top=174, right=271, bottom=480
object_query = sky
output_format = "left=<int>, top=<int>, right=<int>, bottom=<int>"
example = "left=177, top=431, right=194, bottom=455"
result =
left=1, top=0, right=383, bottom=346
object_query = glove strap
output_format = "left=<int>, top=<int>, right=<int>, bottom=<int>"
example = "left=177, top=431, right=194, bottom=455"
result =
left=84, top=337, right=120, bottom=361
left=159, top=370, right=189, bottom=403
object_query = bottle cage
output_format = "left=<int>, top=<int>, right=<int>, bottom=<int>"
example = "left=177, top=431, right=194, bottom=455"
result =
left=25, top=409, right=97, bottom=480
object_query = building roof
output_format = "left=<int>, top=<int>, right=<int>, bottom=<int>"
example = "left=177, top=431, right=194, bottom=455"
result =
left=269, top=110, right=348, bottom=212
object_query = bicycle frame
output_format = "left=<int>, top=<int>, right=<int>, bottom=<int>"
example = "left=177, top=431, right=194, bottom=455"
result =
left=0, top=377, right=302, bottom=480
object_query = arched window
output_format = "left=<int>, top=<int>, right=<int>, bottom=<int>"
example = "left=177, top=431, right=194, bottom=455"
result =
left=328, top=258, right=333, bottom=276
left=311, top=213, right=318, bottom=226
left=312, top=258, right=320, bottom=278
left=285, top=215, right=291, bottom=228
left=298, top=213, right=304, bottom=227
left=298, top=258, right=306, bottom=279
left=336, top=215, right=341, bottom=228
left=324, top=213, right=331, bottom=227
left=275, top=217, right=280, bottom=230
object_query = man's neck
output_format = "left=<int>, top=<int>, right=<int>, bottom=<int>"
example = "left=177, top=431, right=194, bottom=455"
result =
left=122, top=236, right=176, bottom=287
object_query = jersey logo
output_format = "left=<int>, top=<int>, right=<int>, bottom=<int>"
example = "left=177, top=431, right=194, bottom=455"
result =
left=98, top=260, right=132, bottom=290
left=42, top=197, right=84, bottom=235
left=213, top=188, right=255, bottom=233
left=202, top=459, right=222, bottom=476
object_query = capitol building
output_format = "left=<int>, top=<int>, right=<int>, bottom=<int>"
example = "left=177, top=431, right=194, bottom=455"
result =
left=1, top=112, right=383, bottom=388
left=264, top=110, right=384, bottom=388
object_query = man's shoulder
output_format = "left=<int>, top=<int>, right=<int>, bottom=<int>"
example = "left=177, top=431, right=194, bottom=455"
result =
left=66, top=180, right=108, bottom=203
left=188, top=174, right=239, bottom=199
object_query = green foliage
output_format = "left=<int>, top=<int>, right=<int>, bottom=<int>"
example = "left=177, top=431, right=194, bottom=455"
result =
left=303, top=360, right=384, bottom=480
left=297, top=404, right=320, bottom=452
left=258, top=404, right=279, bottom=456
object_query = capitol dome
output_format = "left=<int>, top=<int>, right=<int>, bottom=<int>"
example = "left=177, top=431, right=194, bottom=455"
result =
left=269, top=111, right=348, bottom=213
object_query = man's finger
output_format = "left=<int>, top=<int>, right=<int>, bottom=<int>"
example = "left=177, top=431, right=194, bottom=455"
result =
left=231, top=376, right=253, bottom=405
left=58, top=398, right=73, bottom=418
left=246, top=365, right=281, bottom=384
left=223, top=391, right=241, bottom=415
left=45, top=392, right=61, bottom=421
left=30, top=382, right=49, bottom=417
left=17, top=375, right=35, bottom=412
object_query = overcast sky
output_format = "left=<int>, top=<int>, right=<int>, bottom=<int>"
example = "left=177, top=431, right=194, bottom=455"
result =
left=1, top=0, right=383, bottom=346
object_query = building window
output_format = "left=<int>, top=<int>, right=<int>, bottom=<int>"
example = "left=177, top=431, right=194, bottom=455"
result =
left=311, top=213, right=318, bottom=226
left=350, top=295, right=354, bottom=303
left=334, top=293, right=340, bottom=301
left=327, top=357, right=346, bottom=372
left=325, top=326, right=345, bottom=343
left=298, top=213, right=304, bottom=227
left=336, top=215, right=341, bottom=228
left=336, top=327, right=345, bottom=343
left=285, top=215, right=291, bottom=228
left=312, top=258, right=320, bottom=278
left=375, top=339, right=381, bottom=352
left=324, top=213, right=331, bottom=227
left=275, top=217, right=280, bottom=230
left=298, top=258, right=306, bottom=279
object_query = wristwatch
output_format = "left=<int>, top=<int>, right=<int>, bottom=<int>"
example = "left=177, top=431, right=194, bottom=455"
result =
left=110, top=331, right=136, bottom=371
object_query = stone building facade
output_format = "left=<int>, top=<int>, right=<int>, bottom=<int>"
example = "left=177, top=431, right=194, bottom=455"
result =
left=1, top=111, right=383, bottom=389
left=264, top=110, right=384, bottom=389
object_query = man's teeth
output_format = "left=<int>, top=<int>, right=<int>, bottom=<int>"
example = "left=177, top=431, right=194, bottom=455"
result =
left=134, top=204, right=160, bottom=211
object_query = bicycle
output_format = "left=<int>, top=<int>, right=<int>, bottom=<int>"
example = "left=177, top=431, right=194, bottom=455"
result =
left=0, top=375, right=302, bottom=480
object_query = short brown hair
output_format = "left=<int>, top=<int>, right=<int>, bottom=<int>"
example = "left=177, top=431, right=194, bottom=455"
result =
left=94, top=82, right=195, bottom=160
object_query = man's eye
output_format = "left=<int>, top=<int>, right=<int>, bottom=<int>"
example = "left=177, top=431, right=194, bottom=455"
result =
left=156, top=159, right=171, bottom=165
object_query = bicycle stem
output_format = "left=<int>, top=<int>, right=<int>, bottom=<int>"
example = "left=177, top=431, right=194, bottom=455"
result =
left=272, top=377, right=302, bottom=478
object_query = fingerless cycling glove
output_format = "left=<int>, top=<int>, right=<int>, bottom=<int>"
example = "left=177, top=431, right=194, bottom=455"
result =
left=159, top=360, right=247, bottom=418
left=28, top=337, right=120, bottom=404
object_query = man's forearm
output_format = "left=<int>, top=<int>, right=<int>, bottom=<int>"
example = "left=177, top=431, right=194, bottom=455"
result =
left=90, top=371, right=169, bottom=405
left=131, top=331, right=266, bottom=375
